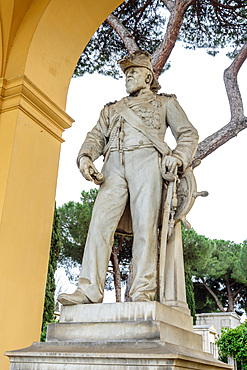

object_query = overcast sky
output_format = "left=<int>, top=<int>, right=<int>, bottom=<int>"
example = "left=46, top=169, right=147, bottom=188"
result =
left=56, top=44, right=247, bottom=246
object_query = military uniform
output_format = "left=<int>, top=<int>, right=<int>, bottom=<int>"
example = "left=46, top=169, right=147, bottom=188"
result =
left=76, top=90, right=199, bottom=303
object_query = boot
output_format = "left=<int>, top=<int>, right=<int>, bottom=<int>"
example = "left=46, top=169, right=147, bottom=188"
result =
left=57, top=288, right=92, bottom=305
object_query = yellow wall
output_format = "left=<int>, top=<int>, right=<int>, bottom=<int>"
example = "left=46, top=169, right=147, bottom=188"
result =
left=4, top=0, right=123, bottom=108
left=0, top=1, right=122, bottom=368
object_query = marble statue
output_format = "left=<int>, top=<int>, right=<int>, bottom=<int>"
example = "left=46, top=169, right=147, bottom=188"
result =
left=58, top=51, right=199, bottom=306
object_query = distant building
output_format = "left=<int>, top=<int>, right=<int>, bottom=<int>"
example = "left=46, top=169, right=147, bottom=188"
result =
left=194, top=312, right=241, bottom=369
left=193, top=324, right=218, bottom=358
left=196, top=312, right=241, bottom=336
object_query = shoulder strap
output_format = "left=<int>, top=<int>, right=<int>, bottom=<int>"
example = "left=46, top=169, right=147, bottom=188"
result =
left=114, top=99, right=171, bottom=156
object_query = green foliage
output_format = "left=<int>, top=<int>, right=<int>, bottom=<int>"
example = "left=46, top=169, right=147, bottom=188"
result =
left=217, top=321, right=247, bottom=369
left=208, top=240, right=247, bottom=284
left=193, top=282, right=220, bottom=313
left=182, top=224, right=213, bottom=318
left=200, top=240, right=247, bottom=313
left=42, top=204, right=62, bottom=332
left=180, top=0, right=247, bottom=58
left=182, top=225, right=247, bottom=313
left=40, top=322, right=48, bottom=342
left=74, top=0, right=247, bottom=79
left=74, top=0, right=167, bottom=78
left=58, top=189, right=98, bottom=281
left=239, top=240, right=247, bottom=277
left=182, top=224, right=212, bottom=274
left=185, top=267, right=196, bottom=324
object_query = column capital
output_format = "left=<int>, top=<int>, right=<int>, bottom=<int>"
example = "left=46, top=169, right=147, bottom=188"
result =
left=0, top=76, right=73, bottom=142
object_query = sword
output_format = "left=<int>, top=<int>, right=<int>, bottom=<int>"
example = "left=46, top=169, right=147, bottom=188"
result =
left=159, top=168, right=178, bottom=304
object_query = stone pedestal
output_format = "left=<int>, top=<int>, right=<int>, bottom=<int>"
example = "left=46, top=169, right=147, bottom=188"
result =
left=6, top=302, right=233, bottom=369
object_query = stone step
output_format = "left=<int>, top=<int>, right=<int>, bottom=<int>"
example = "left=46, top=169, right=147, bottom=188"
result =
left=47, top=320, right=202, bottom=351
left=6, top=341, right=233, bottom=369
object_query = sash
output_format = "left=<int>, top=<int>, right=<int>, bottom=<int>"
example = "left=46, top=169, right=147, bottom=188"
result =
left=114, top=99, right=171, bottom=156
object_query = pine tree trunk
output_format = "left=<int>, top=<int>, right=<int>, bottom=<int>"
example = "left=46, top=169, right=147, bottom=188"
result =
left=125, top=258, right=133, bottom=302
left=201, top=278, right=225, bottom=312
left=226, top=278, right=234, bottom=312
left=194, top=41, right=247, bottom=162
left=111, top=249, right=122, bottom=302
left=152, top=0, right=194, bottom=77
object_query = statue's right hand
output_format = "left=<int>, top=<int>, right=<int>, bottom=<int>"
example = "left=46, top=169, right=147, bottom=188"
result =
left=79, top=156, right=98, bottom=182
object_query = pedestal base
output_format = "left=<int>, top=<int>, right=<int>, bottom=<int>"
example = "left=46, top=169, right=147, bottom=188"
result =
left=6, top=302, right=232, bottom=369
left=47, top=302, right=200, bottom=350
left=7, top=341, right=232, bottom=369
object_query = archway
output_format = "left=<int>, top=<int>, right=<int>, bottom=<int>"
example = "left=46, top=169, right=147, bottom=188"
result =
left=0, top=1, right=122, bottom=368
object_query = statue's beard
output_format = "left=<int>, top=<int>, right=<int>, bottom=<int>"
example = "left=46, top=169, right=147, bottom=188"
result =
left=126, top=79, right=145, bottom=95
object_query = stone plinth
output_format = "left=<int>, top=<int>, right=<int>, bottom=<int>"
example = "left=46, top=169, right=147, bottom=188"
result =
left=47, top=302, right=200, bottom=350
left=6, top=302, right=233, bottom=369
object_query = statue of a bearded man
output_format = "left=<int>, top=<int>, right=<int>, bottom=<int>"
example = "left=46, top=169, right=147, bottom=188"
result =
left=58, top=51, right=199, bottom=306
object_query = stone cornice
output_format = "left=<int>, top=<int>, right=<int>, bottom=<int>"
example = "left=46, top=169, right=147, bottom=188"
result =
left=0, top=76, right=74, bottom=142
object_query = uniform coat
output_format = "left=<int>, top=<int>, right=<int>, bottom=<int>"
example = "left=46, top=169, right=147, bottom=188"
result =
left=76, top=91, right=198, bottom=302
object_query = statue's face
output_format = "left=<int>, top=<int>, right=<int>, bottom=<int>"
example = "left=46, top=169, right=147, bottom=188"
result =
left=125, top=67, right=151, bottom=95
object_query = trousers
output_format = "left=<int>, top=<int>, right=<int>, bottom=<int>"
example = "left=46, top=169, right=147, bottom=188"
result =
left=78, top=147, right=163, bottom=302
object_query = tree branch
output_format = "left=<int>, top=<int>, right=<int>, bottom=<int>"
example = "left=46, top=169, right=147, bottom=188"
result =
left=160, top=0, right=175, bottom=12
left=116, top=0, right=135, bottom=18
left=234, top=290, right=246, bottom=304
left=123, top=0, right=152, bottom=27
left=106, top=14, right=140, bottom=54
left=194, top=42, right=247, bottom=162
left=152, top=0, right=194, bottom=77
left=230, top=280, right=237, bottom=287
left=232, top=285, right=246, bottom=300
left=224, top=41, right=247, bottom=121
left=200, top=277, right=225, bottom=312
left=133, top=0, right=153, bottom=38
left=210, top=0, right=247, bottom=11
left=194, top=117, right=247, bottom=161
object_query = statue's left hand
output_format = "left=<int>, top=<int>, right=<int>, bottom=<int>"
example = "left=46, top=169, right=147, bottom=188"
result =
left=162, top=155, right=182, bottom=175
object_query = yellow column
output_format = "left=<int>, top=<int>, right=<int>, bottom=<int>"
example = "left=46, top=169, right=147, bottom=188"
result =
left=0, top=1, right=123, bottom=368
left=0, top=76, right=73, bottom=369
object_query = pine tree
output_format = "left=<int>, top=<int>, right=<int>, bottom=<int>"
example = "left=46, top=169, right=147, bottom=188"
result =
left=185, top=268, right=196, bottom=324
left=74, top=0, right=247, bottom=164
left=41, top=204, right=62, bottom=333
left=183, top=226, right=247, bottom=313
left=182, top=224, right=212, bottom=320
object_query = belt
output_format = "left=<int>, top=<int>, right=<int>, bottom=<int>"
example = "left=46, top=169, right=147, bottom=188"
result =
left=110, top=143, right=153, bottom=152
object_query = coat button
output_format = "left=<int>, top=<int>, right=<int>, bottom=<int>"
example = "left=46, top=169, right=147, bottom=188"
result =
left=139, top=140, right=144, bottom=145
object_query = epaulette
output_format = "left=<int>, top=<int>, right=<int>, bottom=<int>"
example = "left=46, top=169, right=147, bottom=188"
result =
left=104, top=100, right=118, bottom=107
left=159, top=93, right=177, bottom=99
